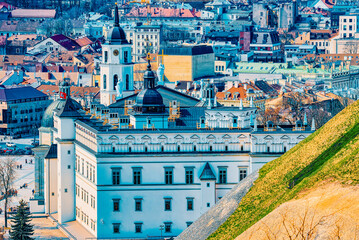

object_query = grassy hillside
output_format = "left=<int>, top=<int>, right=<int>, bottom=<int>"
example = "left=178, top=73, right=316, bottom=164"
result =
left=208, top=100, right=359, bottom=240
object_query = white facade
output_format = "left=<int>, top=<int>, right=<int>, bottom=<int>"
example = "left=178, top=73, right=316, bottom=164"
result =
left=125, top=26, right=161, bottom=62
left=36, top=92, right=314, bottom=239
left=66, top=103, right=313, bottom=238
left=100, top=34, right=134, bottom=106
left=339, top=15, right=359, bottom=39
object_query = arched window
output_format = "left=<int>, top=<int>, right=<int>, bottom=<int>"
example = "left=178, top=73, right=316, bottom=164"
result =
left=103, top=74, right=107, bottom=89
left=113, top=74, right=118, bottom=90
left=126, top=74, right=130, bottom=90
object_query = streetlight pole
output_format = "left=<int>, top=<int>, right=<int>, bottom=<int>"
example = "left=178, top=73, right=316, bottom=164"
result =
left=159, top=224, right=164, bottom=239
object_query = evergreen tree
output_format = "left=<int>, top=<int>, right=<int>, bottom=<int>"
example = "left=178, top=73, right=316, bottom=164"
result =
left=9, top=200, right=34, bottom=240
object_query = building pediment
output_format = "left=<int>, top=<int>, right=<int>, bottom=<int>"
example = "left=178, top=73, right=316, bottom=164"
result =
left=125, top=135, right=135, bottom=140
left=264, top=135, right=274, bottom=140
left=158, top=135, right=168, bottom=140
left=297, top=135, right=306, bottom=139
left=190, top=134, right=200, bottom=139
left=141, top=135, right=151, bottom=140
left=109, top=135, right=119, bottom=141
left=222, top=134, right=232, bottom=139
left=280, top=135, right=290, bottom=140
left=237, top=134, right=247, bottom=139
left=206, top=134, right=216, bottom=139
left=174, top=134, right=184, bottom=139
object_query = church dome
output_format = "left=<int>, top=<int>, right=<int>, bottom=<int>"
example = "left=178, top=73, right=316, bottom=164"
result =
left=134, top=58, right=165, bottom=113
left=106, top=3, right=128, bottom=44
left=136, top=89, right=164, bottom=106
left=107, top=27, right=128, bottom=44
left=41, top=98, right=82, bottom=128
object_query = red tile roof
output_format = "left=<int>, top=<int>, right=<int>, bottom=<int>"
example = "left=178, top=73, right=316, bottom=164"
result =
left=74, top=36, right=93, bottom=47
left=126, top=7, right=200, bottom=18
left=37, top=84, right=99, bottom=98
left=216, top=85, right=259, bottom=100
left=0, top=2, right=15, bottom=10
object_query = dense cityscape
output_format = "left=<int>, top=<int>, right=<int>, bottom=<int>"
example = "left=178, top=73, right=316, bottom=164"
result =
left=0, top=0, right=357, bottom=239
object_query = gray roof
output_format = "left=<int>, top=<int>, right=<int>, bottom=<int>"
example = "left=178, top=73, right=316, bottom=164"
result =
left=44, top=144, right=57, bottom=159
left=0, top=86, right=47, bottom=101
left=55, top=97, right=82, bottom=118
left=159, top=45, right=214, bottom=56
left=41, top=98, right=82, bottom=128
left=199, top=162, right=216, bottom=180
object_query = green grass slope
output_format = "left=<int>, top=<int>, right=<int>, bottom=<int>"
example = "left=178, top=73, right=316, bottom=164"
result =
left=208, top=100, right=359, bottom=240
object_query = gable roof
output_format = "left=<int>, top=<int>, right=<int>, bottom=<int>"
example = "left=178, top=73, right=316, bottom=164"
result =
left=50, top=34, right=80, bottom=51
left=74, top=36, right=93, bottom=47
left=199, top=162, right=216, bottom=180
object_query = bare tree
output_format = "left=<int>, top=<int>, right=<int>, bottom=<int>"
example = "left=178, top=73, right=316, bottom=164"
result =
left=257, top=107, right=281, bottom=125
left=0, top=158, right=16, bottom=228
left=251, top=201, right=355, bottom=240
left=344, top=41, right=359, bottom=54
left=283, top=92, right=306, bottom=122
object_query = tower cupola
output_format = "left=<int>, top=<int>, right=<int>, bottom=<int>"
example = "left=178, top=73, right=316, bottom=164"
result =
left=134, top=55, right=165, bottom=113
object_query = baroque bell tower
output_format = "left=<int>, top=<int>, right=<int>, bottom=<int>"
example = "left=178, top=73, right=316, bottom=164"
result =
left=100, top=3, right=134, bottom=106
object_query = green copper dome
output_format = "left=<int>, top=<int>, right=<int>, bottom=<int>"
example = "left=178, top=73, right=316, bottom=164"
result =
left=41, top=99, right=82, bottom=128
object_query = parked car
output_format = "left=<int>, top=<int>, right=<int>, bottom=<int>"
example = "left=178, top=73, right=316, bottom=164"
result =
left=6, top=142, right=16, bottom=148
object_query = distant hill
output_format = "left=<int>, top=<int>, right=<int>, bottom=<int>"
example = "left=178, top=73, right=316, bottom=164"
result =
left=207, top=100, right=359, bottom=239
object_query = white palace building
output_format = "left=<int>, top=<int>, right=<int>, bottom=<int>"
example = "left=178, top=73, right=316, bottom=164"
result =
left=30, top=5, right=315, bottom=239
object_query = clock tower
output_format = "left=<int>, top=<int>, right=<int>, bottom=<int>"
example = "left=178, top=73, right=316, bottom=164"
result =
left=100, top=3, right=134, bottom=106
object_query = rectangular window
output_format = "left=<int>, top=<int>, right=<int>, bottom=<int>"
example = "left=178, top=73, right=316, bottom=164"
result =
left=135, top=223, right=142, bottom=233
left=133, top=168, right=142, bottom=185
left=164, top=168, right=173, bottom=184
left=112, top=169, right=121, bottom=185
left=185, top=168, right=194, bottom=184
left=164, top=198, right=171, bottom=211
left=92, top=168, right=95, bottom=183
left=113, top=199, right=120, bottom=212
left=187, top=198, right=194, bottom=211
left=113, top=223, right=120, bottom=233
left=219, top=168, right=227, bottom=184
left=104, top=51, right=108, bottom=63
left=81, top=160, right=84, bottom=175
left=239, top=169, right=247, bottom=181
left=164, top=222, right=172, bottom=233
left=135, top=199, right=142, bottom=211
left=124, top=51, right=128, bottom=63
